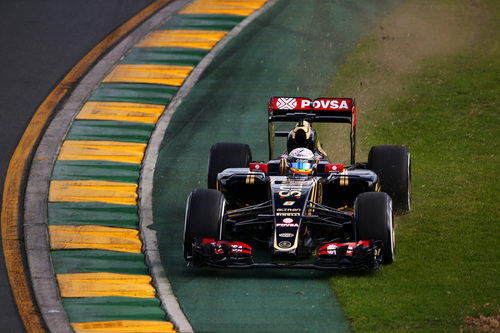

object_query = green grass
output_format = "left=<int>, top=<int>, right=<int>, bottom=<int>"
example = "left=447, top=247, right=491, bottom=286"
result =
left=320, top=0, right=499, bottom=331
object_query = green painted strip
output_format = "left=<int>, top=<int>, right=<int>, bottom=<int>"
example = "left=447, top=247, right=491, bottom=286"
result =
left=65, top=120, right=154, bottom=143
left=89, top=82, right=178, bottom=105
left=48, top=202, right=138, bottom=229
left=160, top=14, right=244, bottom=31
left=51, top=250, right=148, bottom=275
left=62, top=297, right=166, bottom=323
left=122, top=47, right=209, bottom=67
left=47, top=2, right=271, bottom=331
left=52, top=160, right=140, bottom=183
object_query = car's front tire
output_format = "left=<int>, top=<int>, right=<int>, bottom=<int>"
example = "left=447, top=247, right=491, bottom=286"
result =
left=207, top=142, right=252, bottom=189
left=183, top=189, right=225, bottom=263
left=354, top=192, right=395, bottom=265
left=368, top=145, right=411, bottom=215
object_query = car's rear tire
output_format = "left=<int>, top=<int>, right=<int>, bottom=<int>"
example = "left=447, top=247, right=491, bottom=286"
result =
left=183, top=189, right=225, bottom=262
left=368, top=145, right=411, bottom=215
left=207, top=142, right=252, bottom=189
left=354, top=192, right=395, bottom=265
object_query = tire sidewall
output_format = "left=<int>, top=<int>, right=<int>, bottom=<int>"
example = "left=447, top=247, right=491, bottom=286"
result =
left=207, top=142, right=252, bottom=189
left=354, top=192, right=395, bottom=265
left=368, top=145, right=411, bottom=215
left=183, top=189, right=225, bottom=261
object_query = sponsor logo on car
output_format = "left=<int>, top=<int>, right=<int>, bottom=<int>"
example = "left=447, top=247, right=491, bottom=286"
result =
left=278, top=241, right=292, bottom=248
left=277, top=208, right=301, bottom=212
left=327, top=244, right=337, bottom=255
left=276, top=223, right=299, bottom=227
left=300, top=98, right=351, bottom=110
left=276, top=97, right=297, bottom=110
left=279, top=233, right=295, bottom=238
left=282, top=217, right=294, bottom=223
left=283, top=201, right=295, bottom=206
left=276, top=207, right=301, bottom=216
left=273, top=97, right=352, bottom=111
left=276, top=212, right=300, bottom=216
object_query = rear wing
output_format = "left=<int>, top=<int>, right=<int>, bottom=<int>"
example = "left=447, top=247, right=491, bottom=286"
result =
left=268, top=97, right=357, bottom=163
left=268, top=97, right=356, bottom=124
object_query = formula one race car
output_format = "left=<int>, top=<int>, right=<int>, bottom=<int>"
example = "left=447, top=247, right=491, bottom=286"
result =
left=184, top=97, right=411, bottom=269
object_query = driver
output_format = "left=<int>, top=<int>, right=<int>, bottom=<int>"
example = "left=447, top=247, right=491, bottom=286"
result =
left=287, top=148, right=317, bottom=176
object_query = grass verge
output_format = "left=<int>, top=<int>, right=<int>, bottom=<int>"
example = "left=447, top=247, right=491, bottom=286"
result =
left=320, top=0, right=499, bottom=331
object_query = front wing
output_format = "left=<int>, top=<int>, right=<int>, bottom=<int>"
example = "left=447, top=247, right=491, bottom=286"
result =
left=188, top=239, right=383, bottom=270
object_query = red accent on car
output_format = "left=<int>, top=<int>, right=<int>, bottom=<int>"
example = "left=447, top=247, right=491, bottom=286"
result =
left=312, top=98, right=353, bottom=111
left=203, top=239, right=252, bottom=255
left=352, top=103, right=357, bottom=128
left=249, top=162, right=268, bottom=172
left=318, top=240, right=371, bottom=256
left=272, top=97, right=313, bottom=111
left=325, top=164, right=344, bottom=173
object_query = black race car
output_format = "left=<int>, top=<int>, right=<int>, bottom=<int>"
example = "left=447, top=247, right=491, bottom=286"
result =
left=184, top=97, right=411, bottom=269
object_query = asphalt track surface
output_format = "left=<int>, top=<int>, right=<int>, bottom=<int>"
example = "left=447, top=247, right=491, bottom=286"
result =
left=153, top=0, right=400, bottom=332
left=0, top=1, right=153, bottom=331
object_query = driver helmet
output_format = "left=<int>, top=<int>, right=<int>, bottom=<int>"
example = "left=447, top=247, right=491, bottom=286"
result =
left=287, top=148, right=316, bottom=175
